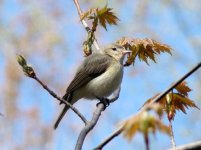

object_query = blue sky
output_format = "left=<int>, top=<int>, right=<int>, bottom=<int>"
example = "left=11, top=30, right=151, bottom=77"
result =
left=0, top=0, right=201, bottom=150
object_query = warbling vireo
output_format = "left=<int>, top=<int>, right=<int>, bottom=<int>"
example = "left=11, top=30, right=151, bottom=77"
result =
left=54, top=43, right=131, bottom=129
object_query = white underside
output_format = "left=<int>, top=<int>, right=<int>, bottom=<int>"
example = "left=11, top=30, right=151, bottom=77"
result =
left=72, top=61, right=123, bottom=103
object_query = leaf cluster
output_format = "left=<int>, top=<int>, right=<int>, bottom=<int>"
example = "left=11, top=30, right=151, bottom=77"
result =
left=116, top=37, right=172, bottom=66
left=122, top=82, right=199, bottom=149
left=81, top=5, right=119, bottom=31
left=144, top=82, right=199, bottom=121
left=81, top=5, right=119, bottom=56
left=122, top=104, right=170, bottom=141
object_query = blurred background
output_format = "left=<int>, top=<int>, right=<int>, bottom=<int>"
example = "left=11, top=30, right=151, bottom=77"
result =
left=0, top=0, right=200, bottom=150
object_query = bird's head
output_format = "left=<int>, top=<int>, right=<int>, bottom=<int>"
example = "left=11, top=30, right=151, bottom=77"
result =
left=102, top=43, right=131, bottom=63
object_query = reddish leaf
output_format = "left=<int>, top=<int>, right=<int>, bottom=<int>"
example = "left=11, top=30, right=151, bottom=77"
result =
left=122, top=109, right=170, bottom=141
left=142, top=81, right=199, bottom=121
left=81, top=6, right=119, bottom=31
left=175, top=81, right=191, bottom=96
left=116, top=37, right=172, bottom=66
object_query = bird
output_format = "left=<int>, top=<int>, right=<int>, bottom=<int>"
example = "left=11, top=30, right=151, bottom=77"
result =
left=54, top=43, right=131, bottom=129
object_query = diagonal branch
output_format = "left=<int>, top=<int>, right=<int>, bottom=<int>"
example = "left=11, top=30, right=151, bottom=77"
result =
left=16, top=54, right=88, bottom=125
left=152, top=62, right=201, bottom=104
left=75, top=87, right=121, bottom=150
left=73, top=0, right=100, bottom=50
left=33, top=75, right=88, bottom=125
left=75, top=103, right=105, bottom=150
left=94, top=62, right=201, bottom=150
left=169, top=140, right=201, bottom=150
left=94, top=126, right=123, bottom=150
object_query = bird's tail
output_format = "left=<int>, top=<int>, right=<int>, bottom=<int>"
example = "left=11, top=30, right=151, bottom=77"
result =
left=54, top=105, right=70, bottom=129
left=54, top=93, right=71, bottom=129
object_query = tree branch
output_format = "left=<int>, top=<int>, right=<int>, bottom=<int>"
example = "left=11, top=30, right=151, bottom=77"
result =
left=75, top=103, right=105, bottom=150
left=153, top=61, right=201, bottom=104
left=94, top=62, right=201, bottom=149
left=33, top=75, right=88, bottom=125
left=169, top=140, right=201, bottom=150
left=73, top=0, right=100, bottom=50
left=75, top=87, right=121, bottom=150
left=94, top=126, right=123, bottom=150
left=17, top=54, right=88, bottom=125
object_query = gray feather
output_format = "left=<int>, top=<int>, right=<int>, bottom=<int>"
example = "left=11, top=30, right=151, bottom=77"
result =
left=64, top=53, right=112, bottom=101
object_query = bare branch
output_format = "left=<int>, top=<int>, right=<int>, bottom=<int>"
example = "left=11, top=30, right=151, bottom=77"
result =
left=95, top=62, right=201, bottom=149
left=73, top=0, right=82, bottom=18
left=152, top=62, right=201, bottom=104
left=75, top=103, right=105, bottom=150
left=73, top=0, right=100, bottom=50
left=16, top=54, right=88, bottom=124
left=169, top=140, right=201, bottom=150
left=74, top=86, right=121, bottom=149
left=33, top=75, right=88, bottom=125
left=94, top=126, right=123, bottom=150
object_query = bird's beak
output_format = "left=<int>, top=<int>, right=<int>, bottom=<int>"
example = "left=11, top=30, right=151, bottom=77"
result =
left=122, top=50, right=132, bottom=55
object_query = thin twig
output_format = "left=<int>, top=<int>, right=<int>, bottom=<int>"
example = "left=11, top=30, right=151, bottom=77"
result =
left=94, top=127, right=123, bottom=150
left=94, top=62, right=201, bottom=149
left=33, top=75, right=88, bottom=124
left=73, top=0, right=100, bottom=50
left=145, top=135, right=150, bottom=150
left=169, top=121, right=176, bottom=148
left=75, top=103, right=105, bottom=150
left=73, top=0, right=82, bottom=17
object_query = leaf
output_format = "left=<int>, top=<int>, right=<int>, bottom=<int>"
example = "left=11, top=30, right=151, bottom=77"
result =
left=142, top=89, right=199, bottom=121
left=80, top=8, right=96, bottom=20
left=97, top=5, right=119, bottom=30
left=122, top=115, right=140, bottom=140
left=143, top=82, right=199, bottom=121
left=174, top=93, right=198, bottom=109
left=175, top=81, right=191, bottom=96
left=81, top=6, right=119, bottom=31
left=155, top=119, right=170, bottom=135
left=116, top=37, right=130, bottom=47
left=152, top=39, right=172, bottom=54
left=133, top=38, right=172, bottom=65
left=116, top=37, right=172, bottom=66
left=122, top=110, right=170, bottom=141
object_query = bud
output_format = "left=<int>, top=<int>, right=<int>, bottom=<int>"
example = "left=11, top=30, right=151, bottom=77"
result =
left=23, top=65, right=36, bottom=78
left=17, top=54, right=27, bottom=67
left=168, top=111, right=174, bottom=121
left=83, top=41, right=92, bottom=56
left=166, top=93, right=172, bottom=105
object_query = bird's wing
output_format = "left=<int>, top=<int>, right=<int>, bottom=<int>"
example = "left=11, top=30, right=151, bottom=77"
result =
left=65, top=53, right=112, bottom=97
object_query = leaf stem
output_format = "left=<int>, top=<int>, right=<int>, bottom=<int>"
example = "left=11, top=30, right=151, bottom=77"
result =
left=169, top=120, right=176, bottom=148
left=73, top=0, right=100, bottom=50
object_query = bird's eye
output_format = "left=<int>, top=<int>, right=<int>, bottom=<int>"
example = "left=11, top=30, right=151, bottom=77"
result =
left=112, top=47, right=117, bottom=51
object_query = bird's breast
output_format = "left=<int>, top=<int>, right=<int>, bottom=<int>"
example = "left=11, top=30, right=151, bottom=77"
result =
left=85, top=62, right=123, bottom=99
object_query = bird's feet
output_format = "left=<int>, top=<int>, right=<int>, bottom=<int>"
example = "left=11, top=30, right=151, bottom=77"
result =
left=96, top=97, right=110, bottom=110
